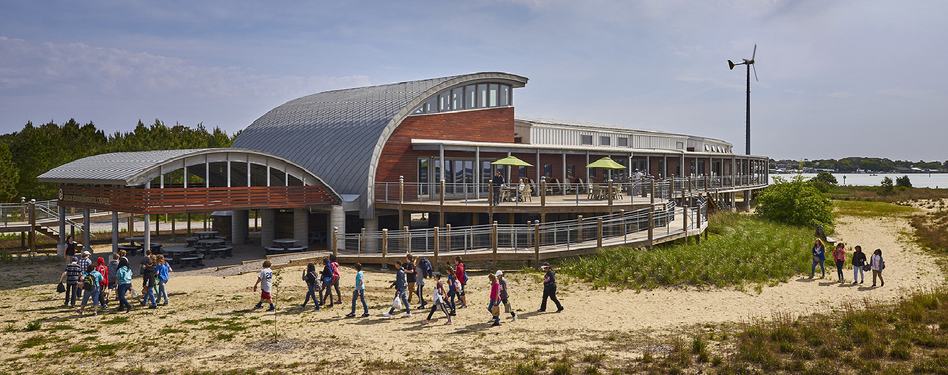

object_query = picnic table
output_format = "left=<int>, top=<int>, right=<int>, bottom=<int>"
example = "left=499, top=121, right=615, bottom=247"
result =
left=196, top=238, right=233, bottom=258
left=162, top=246, right=204, bottom=268
left=266, top=238, right=306, bottom=255
left=194, top=231, right=218, bottom=240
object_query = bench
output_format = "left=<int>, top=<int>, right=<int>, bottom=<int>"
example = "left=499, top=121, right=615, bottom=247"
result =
left=287, top=246, right=307, bottom=253
left=265, top=247, right=286, bottom=255
left=207, top=246, right=233, bottom=259
left=178, top=254, right=204, bottom=268
left=185, top=237, right=198, bottom=247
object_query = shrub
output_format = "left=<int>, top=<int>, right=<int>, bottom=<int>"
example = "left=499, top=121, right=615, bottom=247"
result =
left=755, top=175, right=833, bottom=228
left=878, top=177, right=894, bottom=196
left=896, top=175, right=912, bottom=188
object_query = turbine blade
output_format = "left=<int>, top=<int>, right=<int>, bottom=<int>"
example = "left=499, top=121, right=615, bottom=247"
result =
left=752, top=44, right=757, bottom=61
left=753, top=63, right=758, bottom=82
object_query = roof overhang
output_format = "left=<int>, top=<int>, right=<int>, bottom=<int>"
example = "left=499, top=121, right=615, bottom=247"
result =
left=411, top=139, right=766, bottom=159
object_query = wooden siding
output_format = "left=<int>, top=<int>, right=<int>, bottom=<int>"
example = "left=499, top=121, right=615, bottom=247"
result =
left=57, top=185, right=336, bottom=214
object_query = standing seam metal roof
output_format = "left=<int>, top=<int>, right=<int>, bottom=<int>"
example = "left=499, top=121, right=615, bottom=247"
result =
left=232, top=72, right=529, bottom=218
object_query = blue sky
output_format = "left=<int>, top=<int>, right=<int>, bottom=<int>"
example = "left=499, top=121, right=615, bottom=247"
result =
left=1, top=0, right=946, bottom=162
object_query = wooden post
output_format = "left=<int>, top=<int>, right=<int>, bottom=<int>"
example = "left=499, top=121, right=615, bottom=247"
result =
left=492, top=221, right=498, bottom=271
left=540, top=179, right=546, bottom=207
left=332, top=227, right=338, bottom=256
left=596, top=217, right=603, bottom=249
left=399, top=176, right=404, bottom=204
left=576, top=215, right=583, bottom=243
left=696, top=203, right=702, bottom=245
left=129, top=215, right=136, bottom=236
left=360, top=228, right=366, bottom=254
left=155, top=214, right=160, bottom=237
left=204, top=212, right=208, bottom=231
left=28, top=200, right=36, bottom=256
left=403, top=226, right=410, bottom=254
left=683, top=204, right=689, bottom=233
left=648, top=209, right=655, bottom=249
left=381, top=229, right=389, bottom=270
left=446, top=224, right=452, bottom=252
left=488, top=181, right=494, bottom=225
left=439, top=179, right=445, bottom=228
left=607, top=179, right=614, bottom=208
left=186, top=213, right=191, bottom=236
left=433, top=226, right=440, bottom=269
left=171, top=213, right=176, bottom=241
left=534, top=221, right=540, bottom=270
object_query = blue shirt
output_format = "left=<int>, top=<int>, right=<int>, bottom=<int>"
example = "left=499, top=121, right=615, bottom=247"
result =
left=355, top=271, right=365, bottom=291
left=156, top=264, right=170, bottom=282
left=83, top=270, right=103, bottom=291
left=812, top=245, right=825, bottom=261
left=116, top=266, right=133, bottom=286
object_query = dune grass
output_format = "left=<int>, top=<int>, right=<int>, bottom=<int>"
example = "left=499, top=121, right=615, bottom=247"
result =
left=833, top=200, right=918, bottom=218
left=557, top=212, right=813, bottom=291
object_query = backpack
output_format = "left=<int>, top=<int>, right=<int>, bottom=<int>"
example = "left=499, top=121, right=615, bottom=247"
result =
left=82, top=274, right=95, bottom=291
left=419, top=258, right=433, bottom=278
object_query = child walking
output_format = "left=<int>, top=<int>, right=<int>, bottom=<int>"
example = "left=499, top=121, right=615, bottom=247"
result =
left=852, top=246, right=867, bottom=284
left=253, top=260, right=275, bottom=311
left=832, top=243, right=846, bottom=283
left=155, top=255, right=172, bottom=305
left=422, top=272, right=452, bottom=325
left=445, top=267, right=459, bottom=315
left=496, top=270, right=517, bottom=321
left=382, top=261, right=411, bottom=318
left=301, top=263, right=321, bottom=310
left=346, top=263, right=369, bottom=317
left=487, top=274, right=501, bottom=327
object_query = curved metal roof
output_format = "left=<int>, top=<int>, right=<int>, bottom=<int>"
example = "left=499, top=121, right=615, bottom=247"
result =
left=38, top=148, right=343, bottom=202
left=232, top=72, right=529, bottom=217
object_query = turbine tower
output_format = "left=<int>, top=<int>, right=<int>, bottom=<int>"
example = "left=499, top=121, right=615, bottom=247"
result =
left=728, top=44, right=757, bottom=156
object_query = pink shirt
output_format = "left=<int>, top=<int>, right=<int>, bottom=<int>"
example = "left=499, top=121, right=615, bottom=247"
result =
left=490, top=281, right=499, bottom=300
left=833, top=248, right=846, bottom=262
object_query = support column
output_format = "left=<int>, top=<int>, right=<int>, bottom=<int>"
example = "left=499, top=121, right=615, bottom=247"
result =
left=294, top=208, right=308, bottom=248
left=144, top=213, right=151, bottom=254
left=83, top=208, right=91, bottom=254
left=58, top=207, right=66, bottom=257
left=364, top=217, right=379, bottom=252
left=329, top=205, right=346, bottom=250
left=232, top=209, right=248, bottom=245
left=112, top=211, right=119, bottom=253
left=260, top=209, right=275, bottom=247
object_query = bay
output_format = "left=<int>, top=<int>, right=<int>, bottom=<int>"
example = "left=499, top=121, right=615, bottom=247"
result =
left=769, top=173, right=948, bottom=189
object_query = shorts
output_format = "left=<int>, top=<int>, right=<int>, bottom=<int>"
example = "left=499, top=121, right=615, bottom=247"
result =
left=459, top=282, right=466, bottom=296
left=260, top=291, right=271, bottom=300
left=407, top=282, right=416, bottom=292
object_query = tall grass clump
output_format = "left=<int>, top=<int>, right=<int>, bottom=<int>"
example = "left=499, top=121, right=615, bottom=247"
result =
left=559, top=212, right=812, bottom=290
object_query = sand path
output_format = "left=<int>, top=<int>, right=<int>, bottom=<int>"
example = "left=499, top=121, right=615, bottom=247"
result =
left=1, top=214, right=943, bottom=373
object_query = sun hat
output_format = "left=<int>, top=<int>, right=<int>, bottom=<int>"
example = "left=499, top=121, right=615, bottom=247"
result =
left=495, top=270, right=503, bottom=277
left=81, top=251, right=90, bottom=256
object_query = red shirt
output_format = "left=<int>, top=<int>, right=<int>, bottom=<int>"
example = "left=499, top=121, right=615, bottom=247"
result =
left=95, top=264, right=109, bottom=286
left=455, top=262, right=466, bottom=283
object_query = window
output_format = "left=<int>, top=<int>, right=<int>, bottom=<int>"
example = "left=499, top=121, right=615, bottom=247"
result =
left=676, top=141, right=684, bottom=149
left=544, top=164, right=553, bottom=178
left=439, top=92, right=450, bottom=112
left=452, top=87, right=463, bottom=111
left=500, top=85, right=510, bottom=106
left=489, top=84, right=499, bottom=107
left=581, top=135, right=593, bottom=145
left=518, top=166, right=527, bottom=180
left=426, top=97, right=437, bottom=113
left=465, top=85, right=476, bottom=109
left=617, top=137, right=628, bottom=147
left=477, top=84, right=488, bottom=108
left=567, top=165, right=575, bottom=178
left=590, top=168, right=597, bottom=178
left=600, top=136, right=610, bottom=146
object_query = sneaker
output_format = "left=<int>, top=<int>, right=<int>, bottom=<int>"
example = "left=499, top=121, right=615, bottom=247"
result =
left=853, top=281, right=858, bottom=284
left=418, top=304, right=427, bottom=310
left=254, top=304, right=263, bottom=309
left=401, top=313, right=412, bottom=318
left=871, top=284, right=876, bottom=287
left=382, top=312, right=392, bottom=318
left=161, top=302, right=168, bottom=306
left=881, top=282, right=885, bottom=287
left=300, top=304, right=307, bottom=308
left=491, top=321, right=500, bottom=327
left=346, top=313, right=356, bottom=318
left=265, top=306, right=275, bottom=312
left=422, top=319, right=430, bottom=324
left=537, top=309, right=546, bottom=312
left=314, top=307, right=320, bottom=311
left=444, top=321, right=453, bottom=325
left=148, top=305, right=157, bottom=309
left=460, top=304, right=468, bottom=309
left=512, top=315, right=518, bottom=322
left=92, top=312, right=97, bottom=316
left=557, top=307, right=564, bottom=313
left=361, top=313, right=370, bottom=317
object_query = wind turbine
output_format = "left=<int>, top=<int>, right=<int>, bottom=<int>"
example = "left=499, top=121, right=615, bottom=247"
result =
left=728, top=44, right=757, bottom=156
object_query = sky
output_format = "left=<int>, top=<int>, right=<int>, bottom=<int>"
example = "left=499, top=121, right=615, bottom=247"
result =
left=1, top=0, right=946, bottom=162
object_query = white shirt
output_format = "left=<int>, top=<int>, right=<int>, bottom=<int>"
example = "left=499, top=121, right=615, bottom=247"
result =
left=258, top=268, right=273, bottom=292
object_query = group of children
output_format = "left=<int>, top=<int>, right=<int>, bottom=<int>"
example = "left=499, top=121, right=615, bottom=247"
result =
left=252, top=254, right=564, bottom=328
left=812, top=239, right=887, bottom=287
left=59, top=248, right=173, bottom=316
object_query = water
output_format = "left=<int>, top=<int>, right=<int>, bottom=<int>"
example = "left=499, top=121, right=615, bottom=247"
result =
left=769, top=173, right=948, bottom=189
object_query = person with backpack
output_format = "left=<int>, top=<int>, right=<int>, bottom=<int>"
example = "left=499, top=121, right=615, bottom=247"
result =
left=422, top=272, right=452, bottom=325
left=496, top=270, right=517, bottom=321
left=115, top=258, right=133, bottom=313
left=416, top=257, right=433, bottom=309
left=155, top=255, right=172, bottom=306
left=851, top=246, right=867, bottom=284
left=59, top=257, right=82, bottom=306
left=301, top=263, right=321, bottom=310
left=346, top=263, right=369, bottom=318
left=77, top=251, right=92, bottom=279
left=95, top=257, right=110, bottom=309
left=329, top=254, right=342, bottom=305
left=454, top=256, right=468, bottom=309
left=870, top=249, right=885, bottom=287
left=320, top=258, right=336, bottom=307
left=77, top=264, right=103, bottom=316
left=107, top=253, right=120, bottom=302
left=141, top=257, right=157, bottom=309
left=445, top=267, right=459, bottom=316
left=382, top=261, right=411, bottom=318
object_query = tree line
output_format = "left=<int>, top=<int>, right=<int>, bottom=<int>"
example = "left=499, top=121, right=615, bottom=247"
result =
left=775, top=157, right=948, bottom=172
left=0, top=119, right=237, bottom=202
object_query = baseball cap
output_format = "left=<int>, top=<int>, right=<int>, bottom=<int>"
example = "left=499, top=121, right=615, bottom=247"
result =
left=540, top=262, right=550, bottom=268
left=71, top=257, right=78, bottom=262
left=495, top=270, right=503, bottom=277
left=82, top=251, right=90, bottom=256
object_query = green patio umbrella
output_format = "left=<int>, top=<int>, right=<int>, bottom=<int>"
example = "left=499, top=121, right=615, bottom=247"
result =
left=587, top=156, right=626, bottom=181
left=586, top=156, right=626, bottom=170
left=491, top=156, right=533, bottom=167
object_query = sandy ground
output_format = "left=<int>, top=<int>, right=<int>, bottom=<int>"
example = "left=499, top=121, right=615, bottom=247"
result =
left=1, top=213, right=944, bottom=374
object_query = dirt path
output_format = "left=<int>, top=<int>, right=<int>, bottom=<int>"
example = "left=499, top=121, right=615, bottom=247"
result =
left=1, top=214, right=942, bottom=374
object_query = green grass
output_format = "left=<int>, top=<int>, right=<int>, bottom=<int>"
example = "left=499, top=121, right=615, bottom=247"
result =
left=833, top=200, right=918, bottom=218
left=558, top=212, right=813, bottom=291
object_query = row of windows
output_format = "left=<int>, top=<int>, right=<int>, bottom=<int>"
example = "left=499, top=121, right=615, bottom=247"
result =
left=581, top=135, right=629, bottom=147
left=412, top=83, right=512, bottom=115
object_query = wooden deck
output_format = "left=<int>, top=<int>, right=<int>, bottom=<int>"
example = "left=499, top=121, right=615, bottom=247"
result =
left=377, top=193, right=660, bottom=214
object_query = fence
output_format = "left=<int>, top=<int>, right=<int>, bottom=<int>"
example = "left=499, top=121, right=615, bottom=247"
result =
left=335, top=198, right=706, bottom=256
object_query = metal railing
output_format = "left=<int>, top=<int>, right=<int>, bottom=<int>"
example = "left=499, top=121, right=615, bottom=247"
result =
left=335, top=199, right=706, bottom=255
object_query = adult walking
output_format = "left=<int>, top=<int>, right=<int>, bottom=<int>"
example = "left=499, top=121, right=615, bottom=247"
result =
left=851, top=246, right=867, bottom=284
left=538, top=262, right=563, bottom=313
left=301, top=263, right=320, bottom=310
left=832, top=243, right=846, bottom=283
left=59, top=257, right=82, bottom=306
left=810, top=239, right=826, bottom=279
left=870, top=249, right=885, bottom=287
left=454, top=256, right=468, bottom=308
left=320, top=258, right=335, bottom=307
left=496, top=270, right=517, bottom=321
left=63, top=235, right=77, bottom=263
